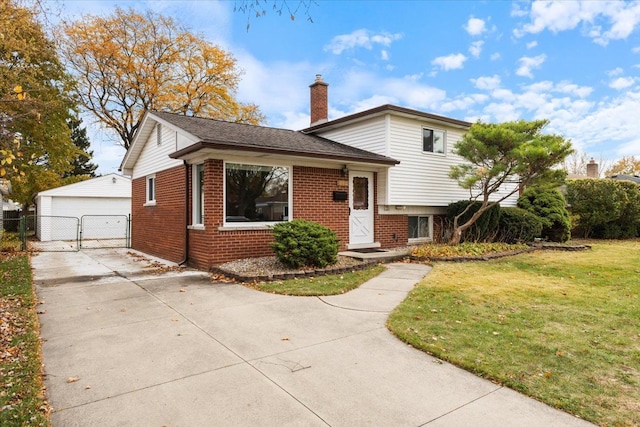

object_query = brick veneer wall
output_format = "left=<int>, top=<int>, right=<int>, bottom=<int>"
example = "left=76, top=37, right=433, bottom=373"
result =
left=293, top=166, right=350, bottom=250
left=132, top=160, right=414, bottom=269
left=131, top=165, right=186, bottom=263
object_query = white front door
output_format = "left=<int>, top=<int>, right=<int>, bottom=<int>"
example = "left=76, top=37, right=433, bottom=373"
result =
left=349, top=171, right=374, bottom=247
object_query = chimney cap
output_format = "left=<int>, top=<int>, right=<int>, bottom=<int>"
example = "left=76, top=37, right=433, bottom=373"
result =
left=310, top=73, right=328, bottom=87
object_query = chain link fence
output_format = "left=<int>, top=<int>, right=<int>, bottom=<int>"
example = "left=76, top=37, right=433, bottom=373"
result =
left=1, top=214, right=130, bottom=252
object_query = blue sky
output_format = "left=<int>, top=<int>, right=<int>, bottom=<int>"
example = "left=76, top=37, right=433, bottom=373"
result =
left=57, top=0, right=640, bottom=174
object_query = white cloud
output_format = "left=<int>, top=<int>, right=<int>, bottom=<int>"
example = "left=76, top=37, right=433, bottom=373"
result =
left=469, top=41, right=484, bottom=58
left=324, top=29, right=403, bottom=55
left=607, top=67, right=625, bottom=77
left=432, top=53, right=467, bottom=71
left=329, top=71, right=446, bottom=113
left=633, top=46, right=640, bottom=53
left=554, top=81, right=593, bottom=98
left=510, top=3, right=529, bottom=18
left=465, top=17, right=486, bottom=36
left=555, top=91, right=640, bottom=156
left=381, top=50, right=389, bottom=61
left=471, top=75, right=501, bottom=90
left=234, top=50, right=317, bottom=129
left=514, top=0, right=640, bottom=46
left=609, top=77, right=635, bottom=90
left=490, top=52, right=502, bottom=61
left=526, top=41, right=538, bottom=49
left=439, top=94, right=490, bottom=113
left=516, top=54, right=546, bottom=78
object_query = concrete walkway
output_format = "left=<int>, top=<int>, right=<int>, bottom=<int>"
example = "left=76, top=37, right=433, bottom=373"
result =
left=32, top=249, right=593, bottom=426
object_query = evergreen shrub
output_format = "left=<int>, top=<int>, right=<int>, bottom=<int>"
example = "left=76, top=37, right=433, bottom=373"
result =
left=271, top=219, right=340, bottom=268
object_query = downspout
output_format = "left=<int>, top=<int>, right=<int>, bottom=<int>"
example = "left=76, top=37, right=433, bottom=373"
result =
left=179, top=160, right=189, bottom=266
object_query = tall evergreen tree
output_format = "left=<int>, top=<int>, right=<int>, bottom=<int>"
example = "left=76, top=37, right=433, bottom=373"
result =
left=64, top=117, right=97, bottom=178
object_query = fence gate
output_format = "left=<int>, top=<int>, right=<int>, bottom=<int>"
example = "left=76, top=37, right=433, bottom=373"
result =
left=29, top=215, right=80, bottom=252
left=79, top=215, right=130, bottom=249
left=3, top=215, right=131, bottom=252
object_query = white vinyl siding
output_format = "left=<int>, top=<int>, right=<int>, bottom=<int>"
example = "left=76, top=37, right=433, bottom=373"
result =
left=386, top=115, right=518, bottom=207
left=131, top=123, right=183, bottom=179
left=314, top=113, right=518, bottom=208
left=315, top=116, right=388, bottom=156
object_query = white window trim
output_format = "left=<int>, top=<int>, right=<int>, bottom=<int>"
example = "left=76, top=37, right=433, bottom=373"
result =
left=144, top=174, right=156, bottom=206
left=422, top=127, right=446, bottom=155
left=221, top=160, right=293, bottom=230
left=192, top=163, right=204, bottom=226
left=408, top=215, right=433, bottom=243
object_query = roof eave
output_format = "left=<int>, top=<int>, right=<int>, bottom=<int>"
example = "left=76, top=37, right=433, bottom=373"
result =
left=169, top=141, right=399, bottom=166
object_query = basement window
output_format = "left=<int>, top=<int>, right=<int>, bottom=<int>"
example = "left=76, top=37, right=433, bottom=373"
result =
left=408, top=215, right=431, bottom=242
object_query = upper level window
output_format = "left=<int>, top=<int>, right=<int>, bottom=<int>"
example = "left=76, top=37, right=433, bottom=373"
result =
left=423, top=128, right=445, bottom=154
left=225, top=163, right=289, bottom=224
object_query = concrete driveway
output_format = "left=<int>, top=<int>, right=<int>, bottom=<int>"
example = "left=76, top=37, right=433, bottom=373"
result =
left=32, top=249, right=592, bottom=426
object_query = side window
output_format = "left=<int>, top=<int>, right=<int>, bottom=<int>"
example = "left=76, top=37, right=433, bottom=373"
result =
left=423, top=128, right=445, bottom=154
left=146, top=175, right=156, bottom=205
left=193, top=164, right=204, bottom=225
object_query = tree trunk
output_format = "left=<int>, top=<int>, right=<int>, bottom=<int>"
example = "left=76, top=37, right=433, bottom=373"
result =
left=448, top=203, right=492, bottom=245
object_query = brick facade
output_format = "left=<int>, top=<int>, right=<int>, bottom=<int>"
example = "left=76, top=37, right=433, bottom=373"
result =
left=132, top=161, right=412, bottom=269
left=131, top=165, right=187, bottom=263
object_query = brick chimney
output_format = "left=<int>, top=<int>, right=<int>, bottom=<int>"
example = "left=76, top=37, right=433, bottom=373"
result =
left=586, top=158, right=599, bottom=178
left=309, top=74, right=329, bottom=126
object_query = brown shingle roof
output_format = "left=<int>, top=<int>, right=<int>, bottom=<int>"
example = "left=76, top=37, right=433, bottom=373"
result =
left=153, top=111, right=398, bottom=165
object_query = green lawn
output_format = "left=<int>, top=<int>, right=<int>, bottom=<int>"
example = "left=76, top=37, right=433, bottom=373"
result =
left=0, top=253, right=50, bottom=426
left=388, top=240, right=640, bottom=426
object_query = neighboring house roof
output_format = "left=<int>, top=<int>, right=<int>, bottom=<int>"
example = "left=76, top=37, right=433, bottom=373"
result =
left=609, top=174, right=640, bottom=184
left=36, top=174, right=131, bottom=198
left=121, top=111, right=399, bottom=173
left=302, top=104, right=472, bottom=133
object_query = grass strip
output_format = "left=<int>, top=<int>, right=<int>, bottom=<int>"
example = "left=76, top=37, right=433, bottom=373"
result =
left=0, top=253, right=50, bottom=426
left=250, top=264, right=386, bottom=296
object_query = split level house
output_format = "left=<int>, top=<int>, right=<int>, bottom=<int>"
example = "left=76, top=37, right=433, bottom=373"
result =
left=120, top=75, right=517, bottom=269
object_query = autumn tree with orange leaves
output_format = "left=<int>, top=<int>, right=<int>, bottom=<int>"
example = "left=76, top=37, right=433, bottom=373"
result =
left=59, top=8, right=264, bottom=150
left=1, top=0, right=83, bottom=207
left=605, top=155, right=640, bottom=177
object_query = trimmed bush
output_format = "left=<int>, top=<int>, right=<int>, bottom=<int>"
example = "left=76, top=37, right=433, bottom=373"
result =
left=270, top=219, right=340, bottom=268
left=566, top=179, right=640, bottom=238
left=498, top=207, right=543, bottom=243
left=517, top=187, right=571, bottom=242
left=446, top=200, right=500, bottom=242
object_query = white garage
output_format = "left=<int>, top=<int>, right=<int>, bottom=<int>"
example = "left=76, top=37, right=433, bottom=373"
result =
left=35, top=174, right=131, bottom=242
